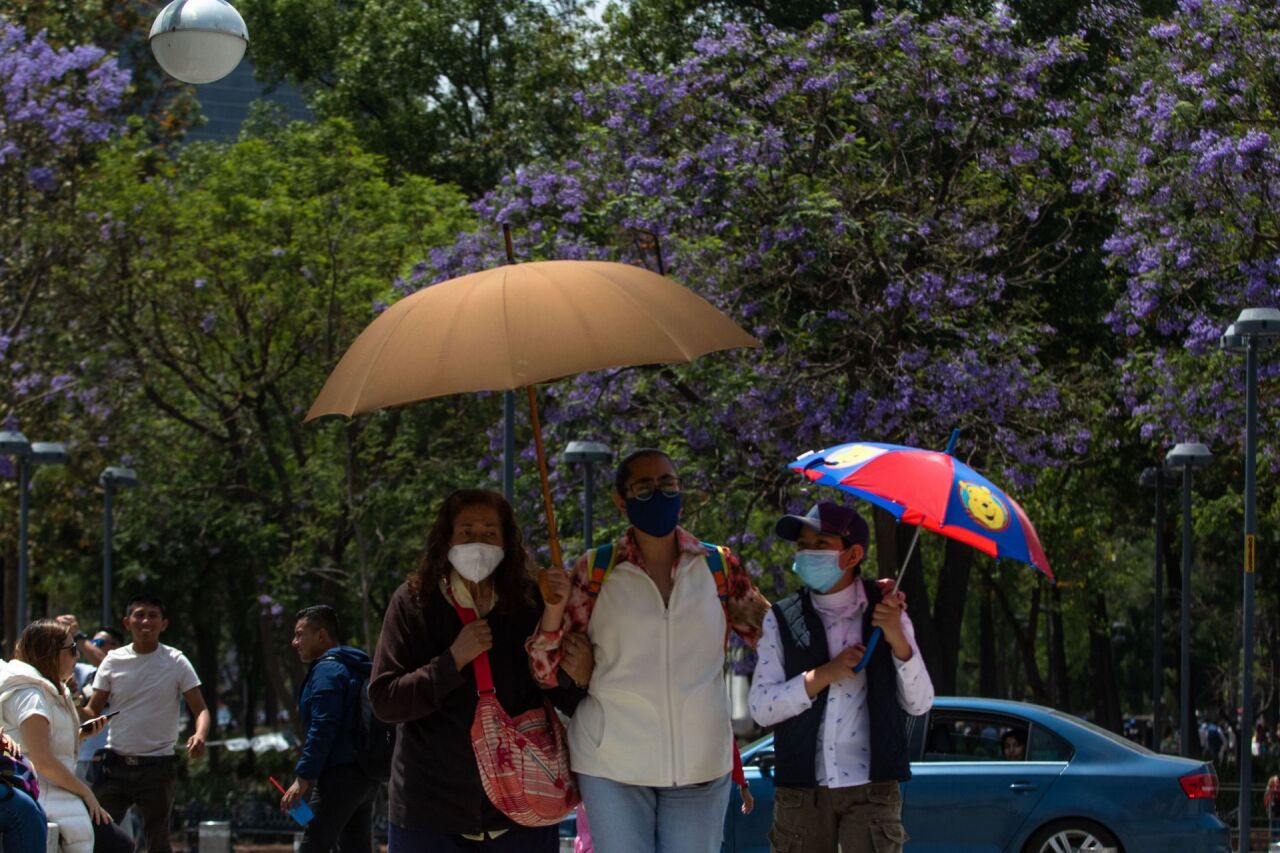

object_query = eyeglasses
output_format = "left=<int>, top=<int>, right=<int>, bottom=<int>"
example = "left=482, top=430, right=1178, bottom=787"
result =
left=62, top=643, right=79, bottom=657
left=626, top=477, right=682, bottom=501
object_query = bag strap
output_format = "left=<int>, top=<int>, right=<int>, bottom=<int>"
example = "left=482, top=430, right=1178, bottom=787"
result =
left=586, top=539, right=730, bottom=612
left=700, top=541, right=730, bottom=608
left=448, top=595, right=496, bottom=695
left=585, top=543, right=619, bottom=599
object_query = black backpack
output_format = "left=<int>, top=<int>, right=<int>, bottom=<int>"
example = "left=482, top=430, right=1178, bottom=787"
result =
left=321, top=656, right=396, bottom=782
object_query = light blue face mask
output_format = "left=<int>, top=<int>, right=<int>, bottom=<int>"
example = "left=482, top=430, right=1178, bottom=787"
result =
left=792, top=549, right=846, bottom=593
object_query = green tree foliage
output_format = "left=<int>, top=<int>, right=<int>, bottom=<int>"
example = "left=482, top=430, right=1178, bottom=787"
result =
left=238, top=0, right=592, bottom=194
left=61, top=117, right=477, bottom=718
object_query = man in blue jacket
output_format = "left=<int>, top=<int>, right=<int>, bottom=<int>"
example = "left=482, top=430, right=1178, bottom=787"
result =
left=281, top=605, right=378, bottom=853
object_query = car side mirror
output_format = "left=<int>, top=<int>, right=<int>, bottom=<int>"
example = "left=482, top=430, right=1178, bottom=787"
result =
left=756, top=751, right=775, bottom=779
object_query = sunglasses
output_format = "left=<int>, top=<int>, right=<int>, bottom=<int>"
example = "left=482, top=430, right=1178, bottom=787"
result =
left=62, top=643, right=79, bottom=657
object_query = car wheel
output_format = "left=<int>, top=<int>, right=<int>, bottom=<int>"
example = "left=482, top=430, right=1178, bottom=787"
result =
left=1023, top=819, right=1121, bottom=853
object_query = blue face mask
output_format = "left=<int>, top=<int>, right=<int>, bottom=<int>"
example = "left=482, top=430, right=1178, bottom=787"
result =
left=625, top=492, right=682, bottom=537
left=793, top=550, right=846, bottom=593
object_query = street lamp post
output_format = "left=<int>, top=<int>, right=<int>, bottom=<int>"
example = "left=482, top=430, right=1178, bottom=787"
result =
left=1140, top=465, right=1177, bottom=749
left=1221, top=307, right=1280, bottom=851
left=563, top=441, right=613, bottom=551
left=3, top=440, right=68, bottom=629
left=503, top=392, right=516, bottom=502
left=1164, top=442, right=1212, bottom=760
left=100, top=466, right=139, bottom=628
left=0, top=432, right=30, bottom=639
left=149, top=0, right=248, bottom=84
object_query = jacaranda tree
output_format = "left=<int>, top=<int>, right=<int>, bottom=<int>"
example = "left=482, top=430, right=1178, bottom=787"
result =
left=0, top=21, right=130, bottom=436
left=1083, top=0, right=1280, bottom=722
left=408, top=10, right=1103, bottom=694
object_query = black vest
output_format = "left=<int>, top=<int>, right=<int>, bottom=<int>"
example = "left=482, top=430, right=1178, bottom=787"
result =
left=771, top=580, right=911, bottom=787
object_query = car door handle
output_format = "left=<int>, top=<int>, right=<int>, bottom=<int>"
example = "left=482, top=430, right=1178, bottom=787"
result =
left=1009, top=782, right=1038, bottom=793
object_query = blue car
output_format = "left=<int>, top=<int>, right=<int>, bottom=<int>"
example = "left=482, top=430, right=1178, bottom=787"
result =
left=563, top=697, right=1229, bottom=853
left=730, top=697, right=1229, bottom=853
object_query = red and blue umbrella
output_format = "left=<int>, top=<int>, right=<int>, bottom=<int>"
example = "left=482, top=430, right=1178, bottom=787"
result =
left=788, top=438, right=1053, bottom=669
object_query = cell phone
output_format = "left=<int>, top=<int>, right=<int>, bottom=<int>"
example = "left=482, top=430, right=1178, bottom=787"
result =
left=80, top=710, right=119, bottom=730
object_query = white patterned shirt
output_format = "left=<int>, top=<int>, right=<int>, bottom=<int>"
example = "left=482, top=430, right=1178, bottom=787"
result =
left=748, top=580, right=934, bottom=788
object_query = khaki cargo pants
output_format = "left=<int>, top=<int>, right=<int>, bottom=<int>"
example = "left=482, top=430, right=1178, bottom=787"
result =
left=769, top=781, right=909, bottom=853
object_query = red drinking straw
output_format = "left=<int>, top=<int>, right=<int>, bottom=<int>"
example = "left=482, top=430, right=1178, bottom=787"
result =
left=268, top=776, right=288, bottom=796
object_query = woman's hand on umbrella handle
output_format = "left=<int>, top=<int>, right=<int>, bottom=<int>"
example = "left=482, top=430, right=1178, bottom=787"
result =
left=537, top=566, right=571, bottom=607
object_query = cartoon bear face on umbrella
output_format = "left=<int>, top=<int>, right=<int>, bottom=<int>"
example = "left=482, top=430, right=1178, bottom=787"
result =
left=959, top=481, right=1010, bottom=532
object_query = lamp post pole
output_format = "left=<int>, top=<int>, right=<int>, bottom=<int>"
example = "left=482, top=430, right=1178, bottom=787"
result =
left=16, top=456, right=29, bottom=630
left=1141, top=466, right=1173, bottom=748
left=1221, top=308, right=1280, bottom=851
left=8, top=441, right=68, bottom=628
left=102, top=478, right=112, bottom=626
left=501, top=226, right=517, bottom=503
left=503, top=392, right=516, bottom=502
left=564, top=442, right=613, bottom=551
left=0, top=432, right=31, bottom=641
left=100, top=466, right=139, bottom=628
left=1165, top=442, right=1211, bottom=760
left=1242, top=336, right=1258, bottom=850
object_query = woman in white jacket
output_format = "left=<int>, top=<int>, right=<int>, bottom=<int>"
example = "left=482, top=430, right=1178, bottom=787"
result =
left=0, top=619, right=132, bottom=853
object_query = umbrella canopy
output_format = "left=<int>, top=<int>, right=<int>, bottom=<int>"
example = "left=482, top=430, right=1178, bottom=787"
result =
left=307, top=256, right=759, bottom=590
left=789, top=441, right=1053, bottom=580
left=306, top=260, right=760, bottom=420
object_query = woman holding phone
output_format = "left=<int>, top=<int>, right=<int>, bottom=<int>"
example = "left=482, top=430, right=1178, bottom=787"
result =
left=0, top=619, right=133, bottom=852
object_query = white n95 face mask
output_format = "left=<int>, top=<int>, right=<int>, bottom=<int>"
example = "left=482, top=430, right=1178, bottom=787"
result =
left=448, top=543, right=505, bottom=583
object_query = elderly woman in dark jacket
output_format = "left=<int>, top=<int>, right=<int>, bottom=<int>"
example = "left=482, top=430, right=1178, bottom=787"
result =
left=370, top=489, right=591, bottom=853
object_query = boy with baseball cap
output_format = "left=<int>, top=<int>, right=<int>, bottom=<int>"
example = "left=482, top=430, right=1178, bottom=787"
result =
left=749, top=502, right=934, bottom=853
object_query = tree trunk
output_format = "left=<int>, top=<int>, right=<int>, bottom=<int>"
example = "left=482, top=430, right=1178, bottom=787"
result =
left=345, top=422, right=375, bottom=651
left=979, top=577, right=998, bottom=696
left=1088, top=591, right=1123, bottom=733
left=932, top=539, right=973, bottom=695
left=1049, top=585, right=1070, bottom=710
left=258, top=608, right=296, bottom=735
left=985, top=567, right=1048, bottom=703
left=193, top=617, right=220, bottom=773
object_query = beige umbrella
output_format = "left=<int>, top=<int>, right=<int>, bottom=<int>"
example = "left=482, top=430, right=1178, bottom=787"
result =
left=307, top=257, right=760, bottom=589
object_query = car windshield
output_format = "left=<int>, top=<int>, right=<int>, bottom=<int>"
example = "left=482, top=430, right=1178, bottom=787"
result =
left=1050, top=710, right=1155, bottom=755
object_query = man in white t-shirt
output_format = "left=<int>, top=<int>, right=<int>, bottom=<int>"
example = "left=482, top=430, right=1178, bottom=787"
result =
left=86, top=594, right=212, bottom=853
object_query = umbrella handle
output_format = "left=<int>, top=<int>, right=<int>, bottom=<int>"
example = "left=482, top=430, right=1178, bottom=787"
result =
left=853, top=629, right=881, bottom=674
left=526, top=387, right=565, bottom=591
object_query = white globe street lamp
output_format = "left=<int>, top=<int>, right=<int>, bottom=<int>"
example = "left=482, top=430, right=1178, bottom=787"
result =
left=149, top=0, right=248, bottom=85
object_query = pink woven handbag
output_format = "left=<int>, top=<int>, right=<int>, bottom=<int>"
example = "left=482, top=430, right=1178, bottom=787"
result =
left=451, top=598, right=580, bottom=826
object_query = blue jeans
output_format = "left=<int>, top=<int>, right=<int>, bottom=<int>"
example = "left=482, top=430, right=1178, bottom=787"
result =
left=577, top=773, right=732, bottom=853
left=0, top=784, right=46, bottom=853
left=388, top=822, right=558, bottom=852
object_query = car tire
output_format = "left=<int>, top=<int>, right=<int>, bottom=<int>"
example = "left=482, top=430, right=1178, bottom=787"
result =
left=1022, top=818, right=1122, bottom=853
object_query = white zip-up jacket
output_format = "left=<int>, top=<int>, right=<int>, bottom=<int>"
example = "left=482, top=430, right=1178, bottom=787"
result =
left=568, top=548, right=733, bottom=787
